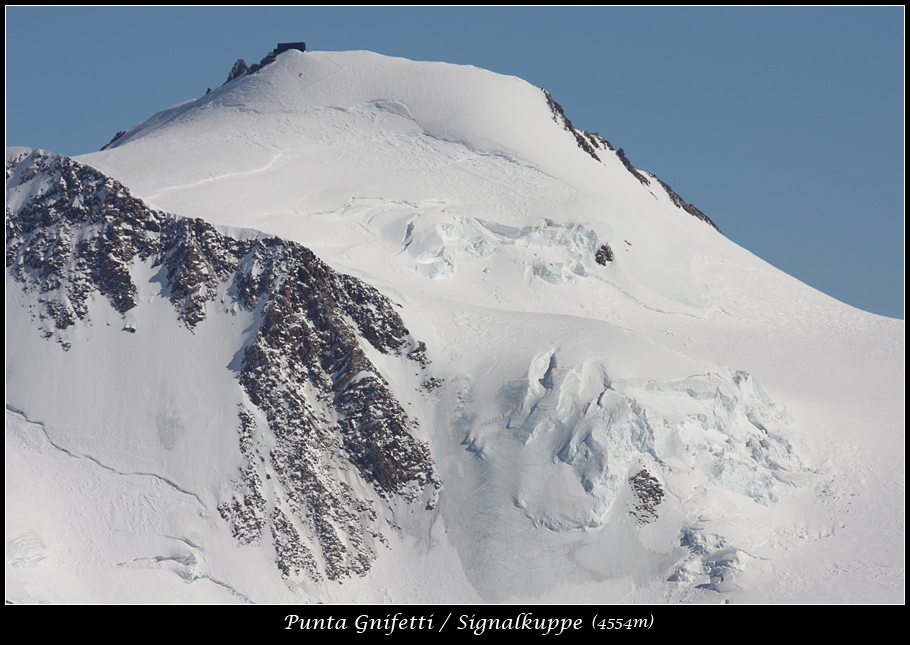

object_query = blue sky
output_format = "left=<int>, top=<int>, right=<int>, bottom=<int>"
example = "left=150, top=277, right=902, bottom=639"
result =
left=6, top=6, right=904, bottom=319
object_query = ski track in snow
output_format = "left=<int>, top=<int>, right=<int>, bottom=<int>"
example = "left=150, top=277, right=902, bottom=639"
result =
left=143, top=150, right=286, bottom=205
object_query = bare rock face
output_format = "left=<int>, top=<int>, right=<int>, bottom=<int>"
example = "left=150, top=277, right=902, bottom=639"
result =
left=226, top=58, right=249, bottom=84
left=6, top=150, right=159, bottom=343
left=628, top=469, right=666, bottom=524
left=6, top=149, right=440, bottom=582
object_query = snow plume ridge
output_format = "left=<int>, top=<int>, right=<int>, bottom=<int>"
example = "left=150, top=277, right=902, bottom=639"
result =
left=5, top=148, right=440, bottom=583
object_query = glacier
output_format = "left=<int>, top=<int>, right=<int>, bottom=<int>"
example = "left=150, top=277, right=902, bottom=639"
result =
left=6, top=49, right=904, bottom=604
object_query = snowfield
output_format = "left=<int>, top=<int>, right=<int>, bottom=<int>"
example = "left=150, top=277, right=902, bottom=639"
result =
left=6, top=49, right=903, bottom=604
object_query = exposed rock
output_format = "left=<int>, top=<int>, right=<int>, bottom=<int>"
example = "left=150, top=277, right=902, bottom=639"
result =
left=542, top=89, right=607, bottom=162
left=247, top=51, right=278, bottom=76
left=270, top=506, right=321, bottom=581
left=616, top=148, right=651, bottom=186
left=222, top=49, right=281, bottom=85
left=226, top=58, right=249, bottom=84
left=407, top=340, right=430, bottom=368
left=595, top=243, right=614, bottom=265
left=628, top=469, right=665, bottom=524
left=217, top=409, right=267, bottom=547
left=421, top=377, right=444, bottom=392
left=100, top=130, right=126, bottom=151
left=6, top=149, right=440, bottom=583
left=6, top=150, right=159, bottom=335
left=541, top=88, right=721, bottom=234
left=657, top=178, right=721, bottom=234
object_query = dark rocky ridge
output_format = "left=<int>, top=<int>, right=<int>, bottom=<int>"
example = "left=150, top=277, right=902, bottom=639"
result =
left=542, top=88, right=721, bottom=234
left=100, top=130, right=127, bottom=151
left=6, top=149, right=440, bottom=582
left=222, top=48, right=283, bottom=87
left=543, top=89, right=609, bottom=163
left=616, top=147, right=652, bottom=187
left=656, top=177, right=721, bottom=233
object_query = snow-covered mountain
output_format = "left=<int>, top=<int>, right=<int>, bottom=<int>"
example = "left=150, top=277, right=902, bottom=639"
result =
left=6, top=49, right=903, bottom=604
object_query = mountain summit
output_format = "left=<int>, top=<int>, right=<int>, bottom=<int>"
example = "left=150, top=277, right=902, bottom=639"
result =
left=6, top=49, right=903, bottom=604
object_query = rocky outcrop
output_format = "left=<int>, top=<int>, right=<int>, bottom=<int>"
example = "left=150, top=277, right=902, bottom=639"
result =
left=247, top=50, right=278, bottom=76
left=6, top=149, right=439, bottom=582
left=615, top=147, right=651, bottom=187
left=657, top=177, right=721, bottom=234
left=100, top=130, right=126, bottom=151
left=628, top=469, right=665, bottom=524
left=226, top=58, right=249, bottom=84
left=6, top=150, right=159, bottom=343
left=543, top=89, right=610, bottom=162
left=541, top=88, right=720, bottom=234
left=223, top=49, right=281, bottom=85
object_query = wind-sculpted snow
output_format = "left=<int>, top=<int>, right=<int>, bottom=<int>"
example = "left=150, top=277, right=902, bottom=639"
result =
left=5, top=149, right=439, bottom=585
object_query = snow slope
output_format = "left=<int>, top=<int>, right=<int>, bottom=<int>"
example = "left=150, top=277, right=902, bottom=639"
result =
left=7, top=49, right=904, bottom=603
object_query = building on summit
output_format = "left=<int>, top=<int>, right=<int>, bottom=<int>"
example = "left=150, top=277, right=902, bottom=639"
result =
left=274, top=42, right=307, bottom=54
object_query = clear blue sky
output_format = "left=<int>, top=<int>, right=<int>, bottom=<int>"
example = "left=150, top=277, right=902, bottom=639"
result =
left=6, top=6, right=904, bottom=319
